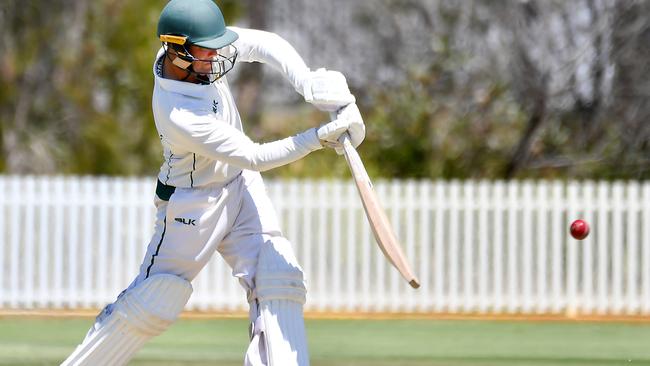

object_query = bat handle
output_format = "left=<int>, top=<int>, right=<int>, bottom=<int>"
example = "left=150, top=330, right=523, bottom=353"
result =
left=338, top=131, right=352, bottom=148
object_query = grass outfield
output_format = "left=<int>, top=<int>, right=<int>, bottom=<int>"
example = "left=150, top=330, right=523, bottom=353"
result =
left=0, top=317, right=649, bottom=365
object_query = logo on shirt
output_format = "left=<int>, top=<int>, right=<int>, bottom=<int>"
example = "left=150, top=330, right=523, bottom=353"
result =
left=212, top=100, right=219, bottom=113
left=175, top=217, right=196, bottom=226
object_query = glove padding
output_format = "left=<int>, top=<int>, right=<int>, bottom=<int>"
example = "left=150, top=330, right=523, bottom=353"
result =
left=316, top=118, right=350, bottom=150
left=301, top=68, right=355, bottom=112
left=335, top=103, right=365, bottom=149
left=317, top=103, right=365, bottom=154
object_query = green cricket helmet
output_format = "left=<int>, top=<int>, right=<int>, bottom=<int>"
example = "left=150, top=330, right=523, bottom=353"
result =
left=158, top=0, right=239, bottom=83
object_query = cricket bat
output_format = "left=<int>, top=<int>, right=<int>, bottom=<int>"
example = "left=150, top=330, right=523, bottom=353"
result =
left=339, top=133, right=421, bottom=289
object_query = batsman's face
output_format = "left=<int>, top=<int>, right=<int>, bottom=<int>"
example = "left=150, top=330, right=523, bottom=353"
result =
left=188, top=45, right=219, bottom=74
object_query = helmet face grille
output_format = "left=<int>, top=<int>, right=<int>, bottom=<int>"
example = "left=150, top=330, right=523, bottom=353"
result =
left=163, top=43, right=238, bottom=84
left=206, top=46, right=238, bottom=83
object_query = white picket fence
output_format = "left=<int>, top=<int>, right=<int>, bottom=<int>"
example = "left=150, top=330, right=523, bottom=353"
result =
left=0, top=176, right=648, bottom=315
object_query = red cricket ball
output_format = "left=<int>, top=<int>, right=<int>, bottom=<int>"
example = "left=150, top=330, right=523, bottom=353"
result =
left=570, top=219, right=590, bottom=240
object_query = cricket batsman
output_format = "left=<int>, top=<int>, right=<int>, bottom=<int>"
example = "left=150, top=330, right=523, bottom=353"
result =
left=61, top=0, right=364, bottom=365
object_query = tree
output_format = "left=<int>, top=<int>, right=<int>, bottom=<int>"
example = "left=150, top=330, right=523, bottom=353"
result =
left=0, top=0, right=241, bottom=175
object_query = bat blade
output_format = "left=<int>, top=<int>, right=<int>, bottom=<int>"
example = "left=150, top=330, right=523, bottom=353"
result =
left=340, top=133, right=420, bottom=289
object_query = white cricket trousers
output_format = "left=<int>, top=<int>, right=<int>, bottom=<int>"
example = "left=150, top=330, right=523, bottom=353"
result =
left=134, top=170, right=285, bottom=290
left=118, top=170, right=305, bottom=362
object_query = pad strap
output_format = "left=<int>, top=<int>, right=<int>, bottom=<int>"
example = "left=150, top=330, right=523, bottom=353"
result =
left=255, top=238, right=306, bottom=304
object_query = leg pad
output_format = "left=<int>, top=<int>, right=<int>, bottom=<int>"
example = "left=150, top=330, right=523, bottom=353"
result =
left=245, top=237, right=309, bottom=366
left=61, top=274, right=192, bottom=366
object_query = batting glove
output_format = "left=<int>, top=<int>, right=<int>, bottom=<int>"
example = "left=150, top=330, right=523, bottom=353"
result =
left=316, top=118, right=349, bottom=150
left=301, top=68, right=356, bottom=112
left=335, top=103, right=365, bottom=149
left=317, top=104, right=365, bottom=154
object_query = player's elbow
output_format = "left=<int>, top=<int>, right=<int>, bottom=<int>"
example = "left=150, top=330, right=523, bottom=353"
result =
left=246, top=158, right=275, bottom=172
left=238, top=152, right=275, bottom=172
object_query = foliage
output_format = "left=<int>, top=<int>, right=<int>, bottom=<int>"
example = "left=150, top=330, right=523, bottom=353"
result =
left=360, top=70, right=523, bottom=180
left=0, top=1, right=648, bottom=179
left=0, top=0, right=241, bottom=176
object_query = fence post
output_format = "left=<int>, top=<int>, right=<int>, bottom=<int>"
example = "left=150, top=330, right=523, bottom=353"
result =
left=37, top=177, right=49, bottom=308
left=463, top=181, right=475, bottom=312
left=506, top=181, right=519, bottom=313
left=581, top=181, right=595, bottom=314
left=449, top=181, right=460, bottom=313
left=643, top=182, right=650, bottom=315
left=493, top=181, right=505, bottom=313
left=405, top=180, right=416, bottom=312
left=551, top=181, right=564, bottom=314
left=566, top=181, right=579, bottom=316
left=626, top=182, right=640, bottom=313
left=612, top=182, right=624, bottom=314
left=345, top=181, right=357, bottom=312
left=536, top=182, right=548, bottom=313
left=97, top=178, right=110, bottom=304
left=596, top=181, right=609, bottom=314
left=478, top=181, right=489, bottom=314
left=522, top=181, right=533, bottom=313
left=332, top=180, right=342, bottom=310
left=433, top=181, right=445, bottom=312
left=419, top=181, right=431, bottom=311
left=9, top=176, right=21, bottom=308
left=0, top=177, right=4, bottom=308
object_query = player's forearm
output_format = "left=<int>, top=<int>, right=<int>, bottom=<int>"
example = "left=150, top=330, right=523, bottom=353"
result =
left=240, top=128, right=322, bottom=172
left=173, top=122, right=322, bottom=172
left=167, top=107, right=327, bottom=172
left=230, top=26, right=309, bottom=92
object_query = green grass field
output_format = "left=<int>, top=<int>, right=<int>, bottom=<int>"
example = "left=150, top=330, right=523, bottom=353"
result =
left=0, top=317, right=648, bottom=365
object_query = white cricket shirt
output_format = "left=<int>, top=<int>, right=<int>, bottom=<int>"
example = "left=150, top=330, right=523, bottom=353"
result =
left=152, top=27, right=322, bottom=188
